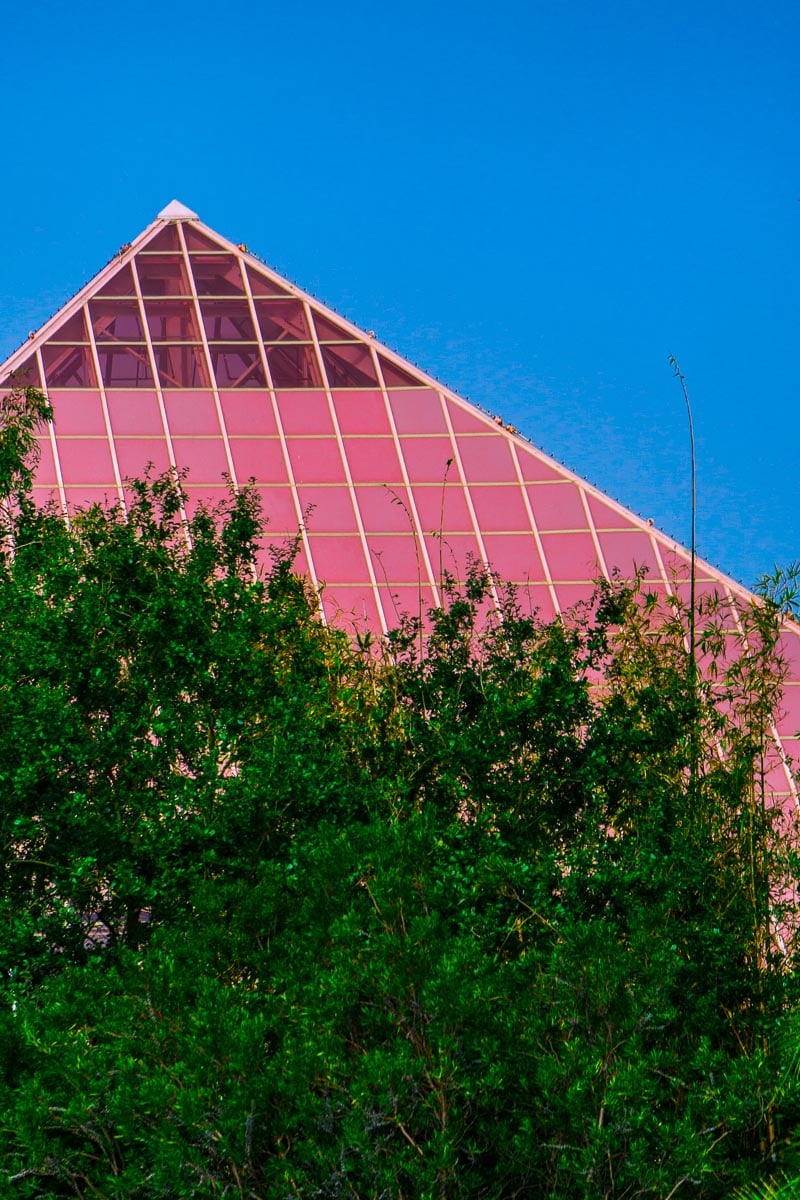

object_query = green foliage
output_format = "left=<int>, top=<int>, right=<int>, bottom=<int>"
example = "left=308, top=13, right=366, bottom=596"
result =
left=0, top=389, right=798, bottom=1197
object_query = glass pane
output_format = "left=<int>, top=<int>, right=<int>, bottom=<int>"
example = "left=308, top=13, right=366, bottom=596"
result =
left=379, top=354, right=420, bottom=388
left=321, top=343, right=378, bottom=388
left=90, top=300, right=145, bottom=342
left=191, top=255, right=245, bottom=296
left=313, top=312, right=354, bottom=341
left=97, top=262, right=136, bottom=297
left=200, top=300, right=256, bottom=341
left=153, top=344, right=210, bottom=389
left=145, top=299, right=200, bottom=342
left=266, top=343, right=321, bottom=388
left=41, top=344, right=96, bottom=388
left=247, top=264, right=288, bottom=296
left=98, top=344, right=154, bottom=388
left=255, top=298, right=310, bottom=342
left=209, top=345, right=267, bottom=388
left=49, top=310, right=89, bottom=342
left=184, top=226, right=224, bottom=252
left=140, top=224, right=182, bottom=252
left=135, top=254, right=191, bottom=296
left=1, top=355, right=42, bottom=390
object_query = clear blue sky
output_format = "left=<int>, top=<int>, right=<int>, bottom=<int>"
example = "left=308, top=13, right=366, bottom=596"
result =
left=1, top=0, right=796, bottom=588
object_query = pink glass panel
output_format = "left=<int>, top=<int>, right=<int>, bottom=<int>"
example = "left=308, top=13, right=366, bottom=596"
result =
left=1, top=355, right=42, bottom=390
left=778, top=630, right=800, bottom=677
left=308, top=536, right=369, bottom=584
left=97, top=263, right=136, bottom=297
left=200, top=300, right=256, bottom=341
left=469, top=485, right=531, bottom=532
left=379, top=355, right=422, bottom=388
left=219, top=392, right=277, bottom=436
left=57, top=438, right=115, bottom=484
left=555, top=583, right=597, bottom=610
left=333, top=390, right=392, bottom=435
left=52, top=393, right=106, bottom=436
left=247, top=265, right=289, bottom=296
left=142, top=224, right=182, bottom=252
left=447, top=401, right=493, bottom=434
left=379, top=585, right=436, bottom=627
left=229, top=438, right=288, bottom=484
left=516, top=445, right=565, bottom=482
left=65, top=486, right=119, bottom=510
left=255, top=299, right=310, bottom=342
left=164, top=393, right=220, bottom=436
left=192, top=255, right=245, bottom=296
left=42, top=345, right=97, bottom=388
left=33, top=438, right=58, bottom=485
left=171, top=437, right=229, bottom=484
left=145, top=299, right=200, bottom=342
left=423, top=533, right=483, bottom=582
left=276, top=390, right=333, bottom=436
left=98, top=344, right=154, bottom=388
left=367, top=534, right=425, bottom=584
left=343, top=437, right=402, bottom=484
left=252, top=486, right=299, bottom=535
left=136, top=255, right=191, bottom=296
left=48, top=310, right=89, bottom=342
left=528, top=482, right=589, bottom=531
left=255, top=539, right=309, bottom=580
left=540, top=532, right=601, bottom=583
left=400, top=437, right=457, bottom=483
left=184, top=226, right=225, bottom=252
left=599, top=531, right=661, bottom=579
left=481, top=534, right=545, bottom=583
left=412, top=483, right=473, bottom=533
left=107, top=392, right=164, bottom=436
left=518, top=585, right=557, bottom=624
left=587, top=494, right=637, bottom=529
left=321, top=587, right=382, bottom=634
left=32, top=486, right=61, bottom=508
left=90, top=300, right=145, bottom=342
left=287, top=438, right=346, bottom=484
left=297, top=486, right=359, bottom=534
left=115, top=438, right=172, bottom=480
left=357, top=485, right=417, bottom=533
left=313, top=312, right=355, bottom=341
left=321, top=343, right=378, bottom=388
left=390, top=389, right=447, bottom=433
left=210, top=346, right=267, bottom=388
left=457, top=436, right=514, bottom=483
left=266, top=344, right=322, bottom=388
left=778, top=686, right=800, bottom=736
left=154, top=345, right=210, bottom=389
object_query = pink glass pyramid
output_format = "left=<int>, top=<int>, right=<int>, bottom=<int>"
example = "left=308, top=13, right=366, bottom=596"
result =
left=2, top=201, right=798, bottom=799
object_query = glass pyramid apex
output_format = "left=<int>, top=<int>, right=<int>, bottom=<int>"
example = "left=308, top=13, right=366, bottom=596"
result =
left=1, top=210, right=798, bottom=798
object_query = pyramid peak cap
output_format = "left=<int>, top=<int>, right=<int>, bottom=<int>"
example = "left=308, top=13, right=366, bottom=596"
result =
left=157, top=199, right=199, bottom=221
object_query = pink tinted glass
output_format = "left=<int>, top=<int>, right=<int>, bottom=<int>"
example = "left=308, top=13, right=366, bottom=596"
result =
left=90, top=301, right=145, bottom=342
left=142, top=225, right=182, bottom=252
left=255, top=299, right=310, bottom=342
left=192, top=256, right=245, bottom=296
left=153, top=345, right=210, bottom=389
left=145, top=300, right=200, bottom=342
left=246, top=265, right=289, bottom=296
left=136, top=255, right=191, bottom=296
left=49, top=311, right=89, bottom=342
left=2, top=355, right=42, bottom=390
left=184, top=226, right=225, bottom=252
left=98, top=345, right=154, bottom=388
left=97, top=263, right=136, bottom=297
left=266, top=344, right=322, bottom=388
left=200, top=300, right=256, bottom=341
left=41, top=345, right=96, bottom=388
left=210, top=346, right=267, bottom=388
left=321, top=344, right=378, bottom=388
left=379, top=355, right=421, bottom=388
left=313, top=312, right=354, bottom=341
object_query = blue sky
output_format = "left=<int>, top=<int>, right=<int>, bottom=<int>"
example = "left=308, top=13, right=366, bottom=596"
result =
left=1, top=0, right=796, bottom=588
